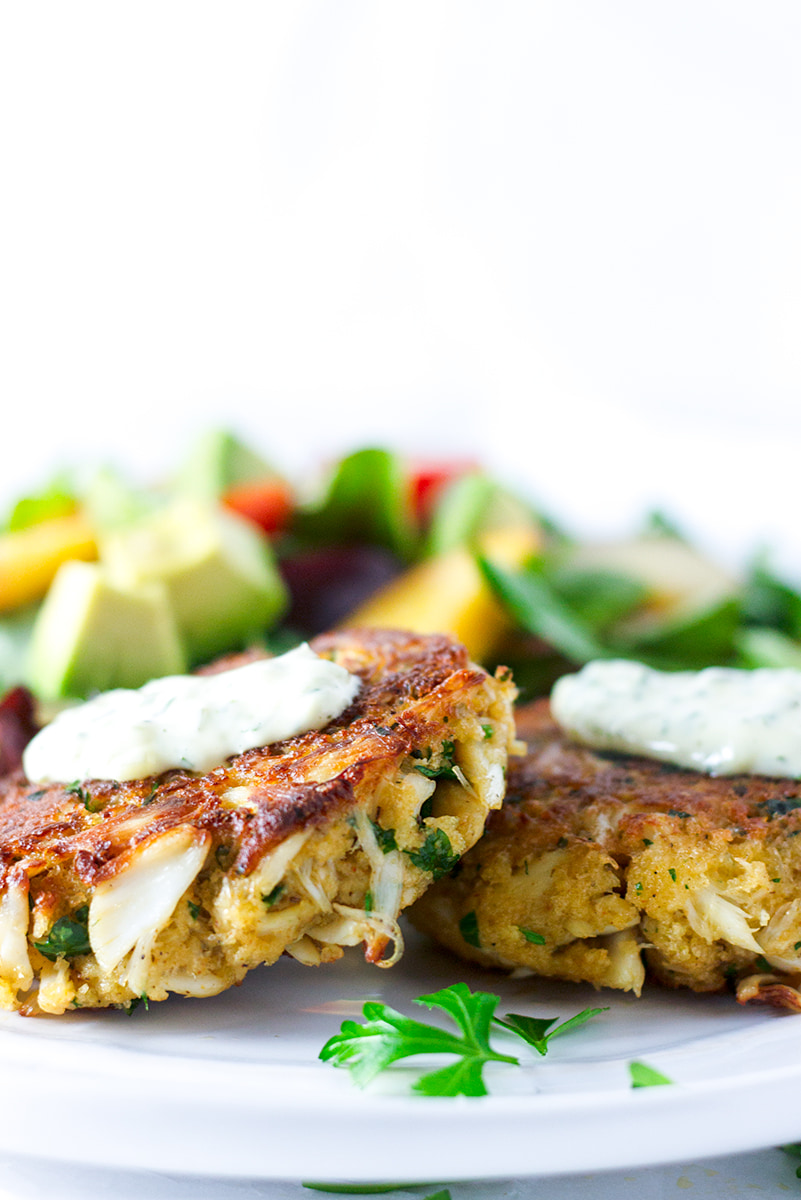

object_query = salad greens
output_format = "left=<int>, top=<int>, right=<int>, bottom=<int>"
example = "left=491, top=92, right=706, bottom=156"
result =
left=319, top=981, right=606, bottom=1097
left=4, top=429, right=801, bottom=701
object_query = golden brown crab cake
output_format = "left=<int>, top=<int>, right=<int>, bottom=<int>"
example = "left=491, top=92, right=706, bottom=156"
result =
left=0, top=629, right=517, bottom=1015
left=411, top=699, right=801, bottom=1012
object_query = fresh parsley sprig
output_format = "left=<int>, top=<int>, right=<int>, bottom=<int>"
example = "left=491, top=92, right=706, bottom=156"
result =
left=494, top=1006, right=609, bottom=1057
left=320, top=983, right=606, bottom=1097
left=320, top=982, right=518, bottom=1097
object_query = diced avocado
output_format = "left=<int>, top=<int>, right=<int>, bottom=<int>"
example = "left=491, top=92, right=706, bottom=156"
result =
left=80, top=466, right=159, bottom=532
left=101, top=500, right=287, bottom=664
left=174, top=430, right=277, bottom=501
left=27, top=561, right=186, bottom=699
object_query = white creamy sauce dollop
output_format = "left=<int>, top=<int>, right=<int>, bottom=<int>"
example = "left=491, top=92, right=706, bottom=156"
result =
left=23, top=644, right=361, bottom=784
left=551, top=660, right=801, bottom=778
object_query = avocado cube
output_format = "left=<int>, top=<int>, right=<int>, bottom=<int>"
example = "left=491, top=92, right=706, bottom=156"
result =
left=174, top=430, right=276, bottom=500
left=27, top=561, right=186, bottom=699
left=101, top=500, right=287, bottom=664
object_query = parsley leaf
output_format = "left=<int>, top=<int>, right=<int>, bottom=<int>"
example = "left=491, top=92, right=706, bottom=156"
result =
left=32, top=906, right=91, bottom=961
left=780, top=1143, right=801, bottom=1180
left=494, top=1007, right=608, bottom=1056
left=629, top=1060, right=673, bottom=1088
left=404, top=828, right=460, bottom=879
left=319, top=982, right=519, bottom=1097
left=459, top=910, right=481, bottom=948
left=518, top=927, right=546, bottom=945
left=65, top=781, right=103, bottom=813
left=370, top=819, right=398, bottom=854
left=302, top=1186, right=405, bottom=1194
left=262, top=883, right=285, bottom=907
left=414, top=740, right=458, bottom=781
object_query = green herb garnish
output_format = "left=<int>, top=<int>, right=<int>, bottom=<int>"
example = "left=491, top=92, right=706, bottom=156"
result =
left=262, top=883, right=286, bottom=907
left=33, top=906, right=90, bottom=961
left=781, top=1143, right=801, bottom=1180
left=319, top=982, right=519, bottom=1097
left=629, top=1060, right=673, bottom=1088
left=458, top=910, right=481, bottom=948
left=494, top=1006, right=608, bottom=1056
left=518, top=927, right=546, bottom=945
left=320, top=983, right=609, bottom=1097
left=302, top=1187, right=405, bottom=1195
left=404, top=829, right=460, bottom=879
left=188, top=900, right=201, bottom=920
left=370, top=819, right=399, bottom=854
left=414, top=741, right=458, bottom=781
left=64, top=781, right=102, bottom=813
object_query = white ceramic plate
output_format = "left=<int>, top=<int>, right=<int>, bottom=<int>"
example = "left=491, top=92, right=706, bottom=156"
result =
left=1, top=926, right=800, bottom=1182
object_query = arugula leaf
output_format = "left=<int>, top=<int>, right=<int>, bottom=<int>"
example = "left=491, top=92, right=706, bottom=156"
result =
left=741, top=560, right=801, bottom=637
left=424, top=469, right=534, bottom=558
left=293, top=448, right=419, bottom=561
left=319, top=983, right=518, bottom=1097
left=33, top=906, right=91, bottom=961
left=404, top=828, right=460, bottom=879
left=629, top=1060, right=673, bottom=1088
left=612, top=597, right=741, bottom=671
left=494, top=1007, right=608, bottom=1056
left=547, top=566, right=647, bottom=633
left=477, top=555, right=608, bottom=664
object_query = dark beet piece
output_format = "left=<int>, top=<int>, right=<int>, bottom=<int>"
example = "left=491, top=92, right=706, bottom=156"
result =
left=280, top=544, right=403, bottom=635
left=0, top=687, right=38, bottom=776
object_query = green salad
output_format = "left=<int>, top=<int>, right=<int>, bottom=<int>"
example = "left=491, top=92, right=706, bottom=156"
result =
left=1, top=428, right=800, bottom=705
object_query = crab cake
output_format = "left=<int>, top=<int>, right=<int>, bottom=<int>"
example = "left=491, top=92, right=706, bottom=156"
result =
left=0, top=629, right=516, bottom=1014
left=411, top=699, right=801, bottom=1011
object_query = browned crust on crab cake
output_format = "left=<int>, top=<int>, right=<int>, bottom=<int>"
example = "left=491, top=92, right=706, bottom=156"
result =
left=410, top=698, right=801, bottom=1011
left=0, top=628, right=517, bottom=1015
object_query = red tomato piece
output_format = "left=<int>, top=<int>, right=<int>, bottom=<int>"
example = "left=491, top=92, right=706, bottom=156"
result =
left=222, top=479, right=294, bottom=535
left=407, top=460, right=480, bottom=525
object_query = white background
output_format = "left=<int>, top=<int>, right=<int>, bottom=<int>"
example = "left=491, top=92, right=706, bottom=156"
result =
left=2, top=2, right=801, bottom=571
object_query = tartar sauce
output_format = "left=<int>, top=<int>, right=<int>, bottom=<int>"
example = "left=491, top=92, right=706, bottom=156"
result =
left=551, top=660, right=801, bottom=778
left=23, top=644, right=361, bottom=784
